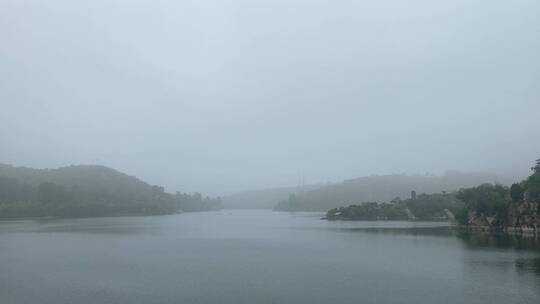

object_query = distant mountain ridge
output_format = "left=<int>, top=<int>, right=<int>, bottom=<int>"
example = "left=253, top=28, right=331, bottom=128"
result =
left=222, top=185, right=320, bottom=209
left=268, top=171, right=512, bottom=211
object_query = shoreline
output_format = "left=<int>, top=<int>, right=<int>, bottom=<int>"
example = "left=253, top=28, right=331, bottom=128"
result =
left=322, top=217, right=451, bottom=222
left=0, top=209, right=226, bottom=222
left=453, top=224, right=540, bottom=237
left=0, top=212, right=174, bottom=221
left=323, top=217, right=540, bottom=237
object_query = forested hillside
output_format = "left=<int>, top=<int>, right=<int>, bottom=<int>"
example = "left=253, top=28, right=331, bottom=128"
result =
left=0, top=164, right=221, bottom=218
left=325, top=192, right=464, bottom=221
left=455, top=159, right=540, bottom=233
left=275, top=171, right=510, bottom=211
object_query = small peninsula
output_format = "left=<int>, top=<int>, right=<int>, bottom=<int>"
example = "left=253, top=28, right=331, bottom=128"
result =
left=325, top=192, right=461, bottom=221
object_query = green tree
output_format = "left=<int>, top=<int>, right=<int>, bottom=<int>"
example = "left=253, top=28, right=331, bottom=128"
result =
left=38, top=182, right=59, bottom=205
left=531, top=158, right=540, bottom=173
left=456, top=183, right=509, bottom=221
left=510, top=183, right=524, bottom=202
left=523, top=159, right=540, bottom=204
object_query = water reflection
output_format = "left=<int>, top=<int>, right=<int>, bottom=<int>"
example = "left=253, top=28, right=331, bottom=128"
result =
left=1, top=211, right=540, bottom=304
left=334, top=226, right=454, bottom=237
left=329, top=223, right=540, bottom=280
left=334, top=224, right=540, bottom=252
left=455, top=231, right=540, bottom=251
left=516, top=257, right=540, bottom=276
left=0, top=216, right=164, bottom=235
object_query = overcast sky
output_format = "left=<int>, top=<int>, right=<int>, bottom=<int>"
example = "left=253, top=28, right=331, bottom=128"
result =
left=1, top=0, right=539, bottom=195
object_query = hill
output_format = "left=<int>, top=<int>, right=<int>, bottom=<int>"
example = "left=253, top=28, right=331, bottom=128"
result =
left=274, top=171, right=511, bottom=211
left=222, top=185, right=319, bottom=209
left=0, top=164, right=221, bottom=218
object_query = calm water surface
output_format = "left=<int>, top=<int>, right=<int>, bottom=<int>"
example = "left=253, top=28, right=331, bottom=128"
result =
left=1, top=210, right=539, bottom=304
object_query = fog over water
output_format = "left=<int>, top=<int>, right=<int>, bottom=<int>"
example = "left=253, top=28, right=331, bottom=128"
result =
left=1, top=0, right=539, bottom=195
left=1, top=211, right=540, bottom=304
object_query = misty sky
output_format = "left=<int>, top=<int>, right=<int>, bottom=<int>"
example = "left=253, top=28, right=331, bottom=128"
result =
left=1, top=0, right=539, bottom=195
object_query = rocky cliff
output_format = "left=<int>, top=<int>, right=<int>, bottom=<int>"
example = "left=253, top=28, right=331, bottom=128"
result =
left=506, top=200, right=540, bottom=234
left=465, top=199, right=540, bottom=235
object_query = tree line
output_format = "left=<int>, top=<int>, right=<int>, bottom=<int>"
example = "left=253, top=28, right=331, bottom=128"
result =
left=324, top=159, right=540, bottom=226
left=0, top=164, right=221, bottom=218
left=454, top=159, right=540, bottom=225
left=325, top=192, right=463, bottom=221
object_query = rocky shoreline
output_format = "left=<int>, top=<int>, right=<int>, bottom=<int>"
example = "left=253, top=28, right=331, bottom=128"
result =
left=458, top=200, right=540, bottom=236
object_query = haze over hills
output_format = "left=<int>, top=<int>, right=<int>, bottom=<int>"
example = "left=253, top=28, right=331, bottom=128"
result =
left=0, top=163, right=158, bottom=192
left=1, top=0, right=540, bottom=303
left=0, top=163, right=221, bottom=218
left=223, top=171, right=512, bottom=211
left=1, top=162, right=514, bottom=215
left=222, top=185, right=320, bottom=209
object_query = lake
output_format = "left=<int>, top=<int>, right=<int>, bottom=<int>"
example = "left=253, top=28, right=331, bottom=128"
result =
left=1, top=210, right=539, bottom=304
